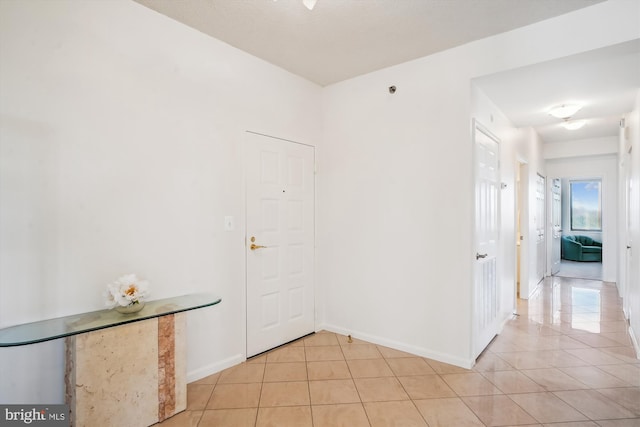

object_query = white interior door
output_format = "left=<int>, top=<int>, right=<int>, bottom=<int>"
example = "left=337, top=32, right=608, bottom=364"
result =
left=536, top=174, right=546, bottom=282
left=245, top=132, right=315, bottom=357
left=516, top=162, right=525, bottom=299
left=473, top=120, right=500, bottom=359
left=624, top=146, right=633, bottom=317
left=551, top=178, right=562, bottom=275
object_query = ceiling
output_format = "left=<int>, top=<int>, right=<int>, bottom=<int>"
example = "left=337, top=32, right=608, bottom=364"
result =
left=134, top=0, right=639, bottom=143
left=474, top=39, right=640, bottom=143
left=134, top=0, right=603, bottom=86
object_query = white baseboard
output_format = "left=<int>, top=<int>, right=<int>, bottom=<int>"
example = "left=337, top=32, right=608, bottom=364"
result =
left=499, top=312, right=512, bottom=332
left=629, top=325, right=640, bottom=360
left=187, top=353, right=245, bottom=383
left=318, top=323, right=474, bottom=369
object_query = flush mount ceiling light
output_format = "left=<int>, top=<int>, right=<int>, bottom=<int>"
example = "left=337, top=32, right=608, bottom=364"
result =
left=548, top=104, right=582, bottom=120
left=274, top=0, right=317, bottom=10
left=561, top=120, right=586, bottom=130
left=302, top=0, right=318, bottom=10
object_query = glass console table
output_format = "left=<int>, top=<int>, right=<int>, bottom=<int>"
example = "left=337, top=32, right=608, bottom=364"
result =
left=0, top=293, right=221, bottom=427
left=0, top=293, right=221, bottom=347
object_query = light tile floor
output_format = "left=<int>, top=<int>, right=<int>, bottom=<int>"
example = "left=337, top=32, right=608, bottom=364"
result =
left=157, top=276, right=640, bottom=426
left=556, top=260, right=603, bottom=281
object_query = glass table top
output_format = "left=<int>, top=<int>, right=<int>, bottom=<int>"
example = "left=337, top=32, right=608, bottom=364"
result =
left=0, top=293, right=221, bottom=347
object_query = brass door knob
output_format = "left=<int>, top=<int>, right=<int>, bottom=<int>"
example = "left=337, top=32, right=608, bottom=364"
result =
left=250, top=243, right=267, bottom=250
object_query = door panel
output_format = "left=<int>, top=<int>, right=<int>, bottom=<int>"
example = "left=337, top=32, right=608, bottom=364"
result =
left=624, top=147, right=633, bottom=317
left=551, top=179, right=562, bottom=275
left=536, top=174, right=546, bottom=282
left=246, top=132, right=315, bottom=357
left=473, top=120, right=500, bottom=359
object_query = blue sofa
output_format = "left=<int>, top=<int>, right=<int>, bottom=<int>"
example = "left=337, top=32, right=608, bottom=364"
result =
left=561, top=235, right=602, bottom=262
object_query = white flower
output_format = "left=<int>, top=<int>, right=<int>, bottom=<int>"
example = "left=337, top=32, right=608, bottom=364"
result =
left=105, top=274, right=150, bottom=308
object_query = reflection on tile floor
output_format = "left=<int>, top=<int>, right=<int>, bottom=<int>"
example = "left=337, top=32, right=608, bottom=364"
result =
left=157, top=277, right=639, bottom=426
left=555, top=260, right=603, bottom=281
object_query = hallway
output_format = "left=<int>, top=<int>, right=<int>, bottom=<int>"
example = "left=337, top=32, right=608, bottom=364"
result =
left=162, top=276, right=640, bottom=426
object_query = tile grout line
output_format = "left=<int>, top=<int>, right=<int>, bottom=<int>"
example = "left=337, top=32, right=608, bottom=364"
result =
left=549, top=389, right=609, bottom=423
left=339, top=340, right=374, bottom=427
left=303, top=344, right=317, bottom=427
left=178, top=277, right=638, bottom=426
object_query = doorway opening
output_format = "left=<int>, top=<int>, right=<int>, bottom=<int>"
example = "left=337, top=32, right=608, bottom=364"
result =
left=552, top=177, right=603, bottom=281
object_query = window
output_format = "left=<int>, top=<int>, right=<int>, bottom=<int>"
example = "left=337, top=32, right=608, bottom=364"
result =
left=570, top=180, right=602, bottom=231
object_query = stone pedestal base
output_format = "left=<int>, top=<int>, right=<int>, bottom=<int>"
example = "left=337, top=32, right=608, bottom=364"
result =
left=65, top=313, right=186, bottom=427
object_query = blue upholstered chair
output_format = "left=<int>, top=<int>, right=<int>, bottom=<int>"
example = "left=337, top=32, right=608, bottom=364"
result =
left=561, top=235, right=602, bottom=262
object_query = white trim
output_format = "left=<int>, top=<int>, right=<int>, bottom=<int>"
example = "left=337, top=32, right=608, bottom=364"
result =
left=187, top=353, right=245, bottom=383
left=498, top=313, right=512, bottom=333
left=245, top=130, right=315, bottom=148
left=319, top=323, right=475, bottom=369
left=629, top=325, right=640, bottom=360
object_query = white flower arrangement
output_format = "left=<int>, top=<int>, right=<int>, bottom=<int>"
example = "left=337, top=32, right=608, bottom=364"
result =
left=105, top=274, right=150, bottom=309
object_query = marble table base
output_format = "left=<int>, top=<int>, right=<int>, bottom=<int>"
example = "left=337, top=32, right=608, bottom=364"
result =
left=65, top=313, right=186, bottom=427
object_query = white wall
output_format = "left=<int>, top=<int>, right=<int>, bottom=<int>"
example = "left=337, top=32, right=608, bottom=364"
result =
left=0, top=0, right=322, bottom=403
left=2, top=0, right=639, bottom=404
left=318, top=0, right=639, bottom=367
left=545, top=137, right=619, bottom=159
left=546, top=156, right=618, bottom=282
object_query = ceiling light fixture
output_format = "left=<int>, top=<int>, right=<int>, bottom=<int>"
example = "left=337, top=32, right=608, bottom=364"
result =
left=561, top=120, right=586, bottom=130
left=274, top=0, right=318, bottom=11
left=548, top=104, right=582, bottom=120
left=302, top=0, right=317, bottom=10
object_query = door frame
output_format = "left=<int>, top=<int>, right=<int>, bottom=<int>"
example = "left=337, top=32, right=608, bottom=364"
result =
left=551, top=174, right=606, bottom=280
left=622, top=144, right=633, bottom=317
left=515, top=160, right=528, bottom=303
left=243, top=130, right=317, bottom=358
